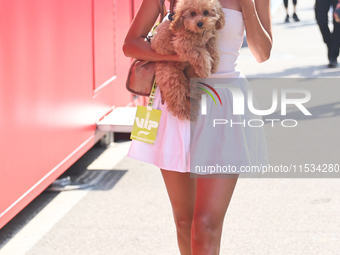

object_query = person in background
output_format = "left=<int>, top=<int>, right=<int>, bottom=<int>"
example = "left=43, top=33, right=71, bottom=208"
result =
left=315, top=0, right=340, bottom=68
left=283, top=0, right=300, bottom=22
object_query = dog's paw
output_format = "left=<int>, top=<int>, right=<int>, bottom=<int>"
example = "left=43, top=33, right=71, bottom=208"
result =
left=211, top=61, right=219, bottom=73
left=166, top=98, right=190, bottom=121
left=176, top=109, right=191, bottom=121
left=195, top=66, right=212, bottom=78
left=196, top=57, right=213, bottom=78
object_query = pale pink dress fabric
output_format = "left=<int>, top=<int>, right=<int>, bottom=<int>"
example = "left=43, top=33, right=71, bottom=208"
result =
left=127, top=8, right=269, bottom=173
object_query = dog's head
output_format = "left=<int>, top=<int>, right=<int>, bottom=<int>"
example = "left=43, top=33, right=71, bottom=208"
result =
left=170, top=0, right=225, bottom=33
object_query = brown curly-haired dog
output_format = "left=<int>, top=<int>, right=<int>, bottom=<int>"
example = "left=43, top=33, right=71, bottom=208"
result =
left=150, top=0, right=225, bottom=121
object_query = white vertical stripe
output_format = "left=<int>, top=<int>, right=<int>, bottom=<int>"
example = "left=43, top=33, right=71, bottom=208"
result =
left=201, top=94, right=207, bottom=115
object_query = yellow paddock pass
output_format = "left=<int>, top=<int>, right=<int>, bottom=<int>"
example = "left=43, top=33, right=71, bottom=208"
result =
left=130, top=106, right=161, bottom=144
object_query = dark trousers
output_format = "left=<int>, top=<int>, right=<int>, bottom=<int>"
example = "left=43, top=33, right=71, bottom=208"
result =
left=315, top=0, right=340, bottom=60
left=283, top=0, right=297, bottom=8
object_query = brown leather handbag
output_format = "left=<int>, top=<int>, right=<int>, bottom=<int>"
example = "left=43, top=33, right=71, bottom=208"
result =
left=126, top=0, right=175, bottom=97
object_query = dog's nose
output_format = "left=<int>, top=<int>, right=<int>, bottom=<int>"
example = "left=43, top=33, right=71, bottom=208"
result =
left=197, top=21, right=203, bottom=28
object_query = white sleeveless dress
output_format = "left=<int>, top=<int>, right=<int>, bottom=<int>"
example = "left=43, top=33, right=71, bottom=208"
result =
left=127, top=8, right=269, bottom=174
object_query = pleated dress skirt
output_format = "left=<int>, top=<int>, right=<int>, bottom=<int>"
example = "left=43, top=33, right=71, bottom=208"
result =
left=127, top=73, right=269, bottom=175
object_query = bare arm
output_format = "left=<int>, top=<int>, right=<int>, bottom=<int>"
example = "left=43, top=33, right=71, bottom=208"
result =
left=122, top=0, right=180, bottom=61
left=239, top=0, right=272, bottom=63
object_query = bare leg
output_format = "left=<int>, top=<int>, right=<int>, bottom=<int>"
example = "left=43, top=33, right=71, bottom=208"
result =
left=160, top=169, right=197, bottom=255
left=191, top=174, right=239, bottom=255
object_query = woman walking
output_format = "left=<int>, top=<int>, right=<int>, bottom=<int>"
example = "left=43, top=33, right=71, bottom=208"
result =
left=123, top=0, right=272, bottom=254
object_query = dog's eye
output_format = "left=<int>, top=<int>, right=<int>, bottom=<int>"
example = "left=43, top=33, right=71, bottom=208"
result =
left=191, top=12, right=196, bottom=17
left=203, top=10, right=209, bottom=15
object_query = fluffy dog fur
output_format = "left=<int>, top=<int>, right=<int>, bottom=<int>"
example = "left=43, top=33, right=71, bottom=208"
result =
left=150, top=0, right=225, bottom=121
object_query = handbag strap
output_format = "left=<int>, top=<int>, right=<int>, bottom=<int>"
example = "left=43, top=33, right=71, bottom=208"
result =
left=147, top=78, right=157, bottom=111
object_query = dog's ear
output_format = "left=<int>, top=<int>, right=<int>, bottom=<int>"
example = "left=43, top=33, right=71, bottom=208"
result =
left=215, top=7, right=225, bottom=30
left=170, top=11, right=184, bottom=32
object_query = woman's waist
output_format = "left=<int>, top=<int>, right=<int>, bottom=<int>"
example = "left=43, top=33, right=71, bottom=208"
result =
left=211, top=53, right=240, bottom=77
left=208, top=67, right=241, bottom=79
left=194, top=72, right=248, bottom=89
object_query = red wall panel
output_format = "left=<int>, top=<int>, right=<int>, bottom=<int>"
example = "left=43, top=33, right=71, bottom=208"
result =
left=0, top=0, right=133, bottom=229
left=93, top=0, right=116, bottom=91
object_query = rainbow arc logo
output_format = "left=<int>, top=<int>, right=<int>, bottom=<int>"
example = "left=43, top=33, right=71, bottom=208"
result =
left=197, top=82, right=222, bottom=106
